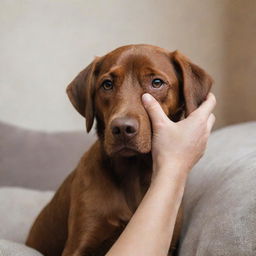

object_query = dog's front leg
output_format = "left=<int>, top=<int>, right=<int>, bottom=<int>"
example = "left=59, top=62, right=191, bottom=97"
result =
left=61, top=210, right=121, bottom=256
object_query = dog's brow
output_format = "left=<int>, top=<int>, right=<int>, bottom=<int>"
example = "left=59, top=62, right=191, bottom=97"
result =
left=143, top=67, right=169, bottom=79
left=106, top=66, right=124, bottom=78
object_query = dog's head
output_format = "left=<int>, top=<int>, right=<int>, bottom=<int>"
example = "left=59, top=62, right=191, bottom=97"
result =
left=67, top=45, right=213, bottom=157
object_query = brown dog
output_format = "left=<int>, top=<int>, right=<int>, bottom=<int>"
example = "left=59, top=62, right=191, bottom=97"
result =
left=26, top=44, right=212, bottom=256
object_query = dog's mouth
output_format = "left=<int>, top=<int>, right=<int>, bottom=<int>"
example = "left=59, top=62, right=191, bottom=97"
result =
left=112, top=145, right=139, bottom=157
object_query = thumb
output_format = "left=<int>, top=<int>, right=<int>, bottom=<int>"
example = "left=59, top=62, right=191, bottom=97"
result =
left=142, top=93, right=170, bottom=130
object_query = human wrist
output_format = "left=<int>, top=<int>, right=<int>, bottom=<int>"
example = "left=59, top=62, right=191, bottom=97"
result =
left=151, top=160, right=188, bottom=187
left=153, top=155, right=190, bottom=175
left=149, top=166, right=187, bottom=208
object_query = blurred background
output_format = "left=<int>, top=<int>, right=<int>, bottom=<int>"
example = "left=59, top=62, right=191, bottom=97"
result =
left=1, top=0, right=256, bottom=134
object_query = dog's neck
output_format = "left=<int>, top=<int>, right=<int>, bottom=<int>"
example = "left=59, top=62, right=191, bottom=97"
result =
left=99, top=145, right=153, bottom=212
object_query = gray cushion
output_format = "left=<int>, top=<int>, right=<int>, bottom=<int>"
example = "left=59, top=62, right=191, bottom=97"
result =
left=0, top=187, right=53, bottom=243
left=179, top=122, right=256, bottom=256
left=0, top=239, right=43, bottom=256
left=0, top=121, right=95, bottom=190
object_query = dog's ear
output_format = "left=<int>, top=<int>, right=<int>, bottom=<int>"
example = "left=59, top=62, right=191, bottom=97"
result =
left=171, top=51, right=213, bottom=117
left=66, top=57, right=100, bottom=132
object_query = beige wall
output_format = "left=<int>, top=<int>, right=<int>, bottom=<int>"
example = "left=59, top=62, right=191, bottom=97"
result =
left=0, top=0, right=255, bottom=132
left=221, top=0, right=256, bottom=127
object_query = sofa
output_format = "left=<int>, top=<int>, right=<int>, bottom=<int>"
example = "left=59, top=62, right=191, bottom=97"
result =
left=0, top=121, right=255, bottom=255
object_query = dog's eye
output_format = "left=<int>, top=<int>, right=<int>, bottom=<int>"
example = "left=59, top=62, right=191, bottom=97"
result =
left=101, top=80, right=113, bottom=90
left=151, top=78, right=164, bottom=88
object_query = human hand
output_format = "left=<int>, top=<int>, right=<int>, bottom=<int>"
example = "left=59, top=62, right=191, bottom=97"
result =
left=142, top=93, right=216, bottom=179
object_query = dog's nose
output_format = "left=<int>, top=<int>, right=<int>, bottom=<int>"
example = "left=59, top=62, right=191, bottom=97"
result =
left=111, top=117, right=138, bottom=138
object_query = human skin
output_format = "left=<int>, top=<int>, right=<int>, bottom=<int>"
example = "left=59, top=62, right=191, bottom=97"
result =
left=106, top=92, right=216, bottom=256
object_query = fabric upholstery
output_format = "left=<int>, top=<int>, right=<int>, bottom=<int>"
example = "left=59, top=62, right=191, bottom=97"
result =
left=0, top=187, right=53, bottom=244
left=179, top=122, right=256, bottom=256
left=0, top=121, right=95, bottom=190
left=0, top=240, right=43, bottom=256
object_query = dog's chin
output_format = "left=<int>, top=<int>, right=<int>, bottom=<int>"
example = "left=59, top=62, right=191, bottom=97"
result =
left=106, top=144, right=151, bottom=158
left=114, top=147, right=139, bottom=157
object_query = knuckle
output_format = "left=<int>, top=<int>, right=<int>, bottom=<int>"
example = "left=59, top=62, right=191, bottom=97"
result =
left=197, top=116, right=206, bottom=126
left=211, top=94, right=217, bottom=105
left=148, top=103, right=158, bottom=112
left=155, top=120, right=165, bottom=129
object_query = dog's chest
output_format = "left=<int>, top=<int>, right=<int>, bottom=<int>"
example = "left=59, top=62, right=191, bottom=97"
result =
left=93, top=170, right=152, bottom=256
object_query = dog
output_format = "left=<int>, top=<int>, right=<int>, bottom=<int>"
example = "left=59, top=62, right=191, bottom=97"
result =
left=26, top=44, right=212, bottom=256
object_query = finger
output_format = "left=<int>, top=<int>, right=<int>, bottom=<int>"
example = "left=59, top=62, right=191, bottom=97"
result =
left=142, top=93, right=170, bottom=129
left=207, top=113, right=216, bottom=132
left=197, top=92, right=216, bottom=117
left=189, top=93, right=216, bottom=120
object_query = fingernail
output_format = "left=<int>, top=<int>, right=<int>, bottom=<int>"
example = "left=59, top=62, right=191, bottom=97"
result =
left=142, top=93, right=152, bottom=104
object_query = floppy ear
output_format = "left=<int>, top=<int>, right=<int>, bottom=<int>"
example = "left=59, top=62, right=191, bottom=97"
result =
left=66, top=58, right=99, bottom=132
left=171, top=51, right=213, bottom=117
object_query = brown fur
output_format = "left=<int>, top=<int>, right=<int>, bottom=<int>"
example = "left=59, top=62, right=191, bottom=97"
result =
left=26, top=44, right=212, bottom=256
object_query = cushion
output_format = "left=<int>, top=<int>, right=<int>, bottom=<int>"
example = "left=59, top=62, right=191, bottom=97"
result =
left=0, top=121, right=96, bottom=190
left=0, top=240, right=42, bottom=256
left=179, top=122, right=256, bottom=255
left=0, top=187, right=53, bottom=243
